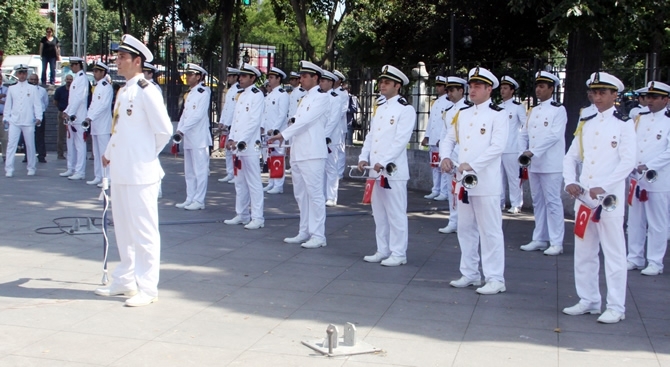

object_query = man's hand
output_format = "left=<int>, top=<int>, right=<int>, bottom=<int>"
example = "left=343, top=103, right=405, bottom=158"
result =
left=358, top=160, right=369, bottom=172
left=420, top=137, right=429, bottom=146
left=458, top=162, right=473, bottom=174
left=636, top=164, right=648, bottom=174
left=373, top=163, right=384, bottom=173
left=565, top=183, right=582, bottom=198
left=440, top=158, right=453, bottom=173
left=522, top=150, right=534, bottom=158
left=589, top=187, right=606, bottom=200
left=102, top=155, right=110, bottom=167
left=61, top=112, right=69, bottom=120
left=176, top=130, right=183, bottom=136
left=35, top=119, right=42, bottom=126
left=267, top=133, right=284, bottom=144
left=260, top=127, right=265, bottom=135
left=226, top=139, right=236, bottom=150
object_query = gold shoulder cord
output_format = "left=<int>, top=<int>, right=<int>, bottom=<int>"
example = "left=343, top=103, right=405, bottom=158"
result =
left=451, top=110, right=461, bottom=144
left=110, top=89, right=122, bottom=135
left=634, top=115, right=641, bottom=132
left=573, top=120, right=585, bottom=161
left=525, top=106, right=533, bottom=129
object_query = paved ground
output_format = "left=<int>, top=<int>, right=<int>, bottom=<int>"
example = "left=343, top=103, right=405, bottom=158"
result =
left=1, top=153, right=669, bottom=367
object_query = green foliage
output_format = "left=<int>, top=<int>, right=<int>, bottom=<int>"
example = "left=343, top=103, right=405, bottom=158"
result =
left=0, top=0, right=53, bottom=55
left=58, top=0, right=120, bottom=56
left=240, top=0, right=326, bottom=47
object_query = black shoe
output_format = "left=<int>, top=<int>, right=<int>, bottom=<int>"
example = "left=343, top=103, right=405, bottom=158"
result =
left=22, top=158, right=27, bottom=163
left=38, top=158, right=47, bottom=163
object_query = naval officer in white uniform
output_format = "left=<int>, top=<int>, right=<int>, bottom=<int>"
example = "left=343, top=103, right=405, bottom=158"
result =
left=262, top=66, right=289, bottom=194
left=498, top=75, right=526, bottom=213
left=175, top=63, right=212, bottom=211
left=440, top=67, right=508, bottom=295
left=95, top=34, right=173, bottom=307
left=142, top=62, right=162, bottom=93
left=61, top=56, right=89, bottom=180
left=322, top=70, right=343, bottom=206
left=268, top=61, right=329, bottom=249
left=422, top=75, right=454, bottom=201
left=218, top=67, right=241, bottom=183
left=84, top=61, right=113, bottom=186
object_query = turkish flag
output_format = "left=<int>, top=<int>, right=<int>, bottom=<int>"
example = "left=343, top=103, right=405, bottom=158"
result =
left=171, top=143, right=179, bottom=156
left=233, top=154, right=241, bottom=176
left=574, top=203, right=592, bottom=239
left=451, top=178, right=457, bottom=194
left=431, top=151, right=440, bottom=167
left=628, top=178, right=637, bottom=206
left=219, top=134, right=227, bottom=151
left=362, top=178, right=375, bottom=204
left=269, top=155, right=285, bottom=178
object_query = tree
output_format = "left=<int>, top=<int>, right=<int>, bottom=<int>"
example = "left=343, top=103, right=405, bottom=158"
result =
left=0, top=0, right=53, bottom=55
left=58, top=0, right=119, bottom=56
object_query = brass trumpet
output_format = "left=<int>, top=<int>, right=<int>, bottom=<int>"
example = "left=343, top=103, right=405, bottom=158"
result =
left=236, top=140, right=262, bottom=152
left=518, top=154, right=531, bottom=168
left=385, top=162, right=397, bottom=176
left=172, top=133, right=183, bottom=144
left=348, top=165, right=372, bottom=178
left=642, top=169, right=658, bottom=183
left=460, top=171, right=478, bottom=189
left=566, top=184, right=617, bottom=211
left=81, top=119, right=90, bottom=131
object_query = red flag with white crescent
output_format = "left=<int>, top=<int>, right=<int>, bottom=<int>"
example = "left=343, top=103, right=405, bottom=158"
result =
left=574, top=203, right=592, bottom=239
left=269, top=155, right=285, bottom=178
left=430, top=151, right=440, bottom=167
left=219, top=134, right=227, bottom=150
left=362, top=178, right=375, bottom=204
left=628, top=178, right=637, bottom=206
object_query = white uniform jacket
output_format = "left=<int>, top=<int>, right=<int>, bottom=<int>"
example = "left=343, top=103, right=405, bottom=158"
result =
left=36, top=85, right=48, bottom=113
left=177, top=83, right=212, bottom=149
left=336, top=86, right=349, bottom=136
left=440, top=98, right=508, bottom=196
left=87, top=80, right=113, bottom=135
left=288, top=86, right=307, bottom=120
left=439, top=98, right=468, bottom=163
left=104, top=76, right=172, bottom=185
left=629, top=105, right=648, bottom=121
left=4, top=81, right=41, bottom=126
left=149, top=78, right=162, bottom=94
left=281, top=86, right=329, bottom=161
left=425, top=94, right=453, bottom=146
left=563, top=106, right=636, bottom=217
left=634, top=109, right=670, bottom=192
left=324, top=89, right=343, bottom=144
left=219, top=83, right=240, bottom=127
left=519, top=98, right=567, bottom=173
left=262, top=87, right=289, bottom=133
left=498, top=98, right=526, bottom=154
left=64, top=70, right=89, bottom=124
left=229, top=85, right=264, bottom=157
left=579, top=104, right=598, bottom=120
left=359, top=95, right=416, bottom=181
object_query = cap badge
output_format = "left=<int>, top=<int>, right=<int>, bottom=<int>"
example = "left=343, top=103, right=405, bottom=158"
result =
left=657, top=134, right=662, bottom=140
left=650, top=81, right=655, bottom=90
left=544, top=121, right=548, bottom=127
left=474, top=67, right=480, bottom=77
left=390, top=117, right=395, bottom=125
left=383, top=65, right=389, bottom=74
left=611, top=140, right=617, bottom=148
left=480, top=128, right=486, bottom=135
left=127, top=109, right=132, bottom=116
left=593, top=73, right=600, bottom=83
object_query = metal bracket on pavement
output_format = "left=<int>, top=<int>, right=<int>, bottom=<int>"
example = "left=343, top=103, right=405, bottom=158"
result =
left=301, top=322, right=380, bottom=357
left=67, top=217, right=102, bottom=235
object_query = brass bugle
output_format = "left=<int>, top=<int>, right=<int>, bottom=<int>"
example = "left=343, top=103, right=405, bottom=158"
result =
left=461, top=172, right=478, bottom=189
left=81, top=120, right=90, bottom=131
left=348, top=165, right=372, bottom=179
left=518, top=154, right=531, bottom=168
left=172, top=133, right=183, bottom=144
left=385, top=162, right=397, bottom=176
left=565, top=184, right=617, bottom=212
left=237, top=141, right=247, bottom=152
left=642, top=169, right=658, bottom=183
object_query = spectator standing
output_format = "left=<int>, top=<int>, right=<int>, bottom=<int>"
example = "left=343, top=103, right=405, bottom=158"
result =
left=39, top=27, right=61, bottom=85
left=53, top=75, right=72, bottom=159
left=28, top=74, right=49, bottom=162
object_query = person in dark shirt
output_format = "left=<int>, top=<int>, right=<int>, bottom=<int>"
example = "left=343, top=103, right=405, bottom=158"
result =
left=53, top=74, right=72, bottom=159
left=39, top=27, right=61, bottom=85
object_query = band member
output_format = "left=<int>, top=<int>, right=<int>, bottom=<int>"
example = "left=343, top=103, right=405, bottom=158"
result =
left=218, top=67, right=241, bottom=183
left=27, top=74, right=48, bottom=163
left=358, top=65, right=415, bottom=266
left=440, top=67, right=508, bottom=294
left=629, top=87, right=649, bottom=120
left=498, top=75, right=526, bottom=213
left=322, top=70, right=342, bottom=206
left=268, top=61, right=329, bottom=248
left=262, top=67, right=289, bottom=194
left=626, top=81, right=670, bottom=276
left=562, top=72, right=634, bottom=323
left=175, top=63, right=212, bottom=211
left=519, top=71, right=567, bottom=256
left=60, top=56, right=89, bottom=180
left=580, top=77, right=598, bottom=119
left=422, top=76, right=454, bottom=201
left=333, top=70, right=349, bottom=178
left=85, top=61, right=113, bottom=186
left=142, top=62, right=162, bottom=93
left=224, top=63, right=265, bottom=229
left=288, top=71, right=307, bottom=119
left=438, top=76, right=469, bottom=234
left=95, top=34, right=172, bottom=306
left=3, top=64, right=42, bottom=177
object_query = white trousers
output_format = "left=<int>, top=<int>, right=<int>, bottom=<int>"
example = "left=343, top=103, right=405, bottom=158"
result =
left=627, top=191, right=670, bottom=270
left=225, top=148, right=234, bottom=177
left=291, top=158, right=326, bottom=240
left=324, top=149, right=340, bottom=201
left=573, top=215, right=627, bottom=313
left=184, top=147, right=210, bottom=205
left=500, top=153, right=523, bottom=208
left=447, top=182, right=459, bottom=226
left=66, top=124, right=86, bottom=175
left=267, top=147, right=285, bottom=190
left=234, top=154, right=264, bottom=221
left=4, top=124, right=35, bottom=174
left=371, top=179, right=408, bottom=257
left=92, top=134, right=110, bottom=180
left=429, top=145, right=451, bottom=196
left=336, top=137, right=346, bottom=178
left=457, top=195, right=505, bottom=282
left=110, top=181, right=161, bottom=297
left=529, top=172, right=564, bottom=246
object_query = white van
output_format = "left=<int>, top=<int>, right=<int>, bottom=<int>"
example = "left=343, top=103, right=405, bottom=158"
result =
left=1, top=54, right=42, bottom=79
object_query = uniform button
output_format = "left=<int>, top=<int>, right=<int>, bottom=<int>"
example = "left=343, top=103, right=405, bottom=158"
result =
left=644, top=139, right=647, bottom=142
left=595, top=132, right=599, bottom=135
left=378, top=128, right=381, bottom=131
left=375, top=139, right=378, bottom=142
left=532, top=136, right=535, bottom=139
left=112, top=144, right=115, bottom=147
left=469, top=123, right=473, bottom=126
left=589, top=175, right=593, bottom=179
left=474, top=112, right=477, bottom=116
left=593, top=146, right=597, bottom=149
left=464, top=148, right=468, bottom=151
left=466, top=136, right=470, bottom=139
left=640, top=150, right=643, bottom=153
left=591, top=161, right=595, bottom=164
left=374, top=151, right=377, bottom=154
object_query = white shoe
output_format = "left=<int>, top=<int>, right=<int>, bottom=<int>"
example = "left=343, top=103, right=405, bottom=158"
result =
left=27, top=170, right=36, bottom=176
left=520, top=240, right=549, bottom=251
left=641, top=263, right=663, bottom=276
left=325, top=200, right=337, bottom=207
left=86, top=178, right=102, bottom=185
left=424, top=192, right=439, bottom=199
left=476, top=281, right=506, bottom=295
left=285, top=168, right=291, bottom=174
left=449, top=276, right=482, bottom=288
left=284, top=234, right=310, bottom=244
left=381, top=255, right=407, bottom=266
left=97, top=182, right=105, bottom=188
left=94, top=285, right=138, bottom=297
left=184, top=202, right=205, bottom=210
left=227, top=177, right=236, bottom=184
left=125, top=292, right=158, bottom=307
left=263, top=185, right=274, bottom=192
left=5, top=172, right=13, bottom=178
left=244, top=219, right=265, bottom=230
left=627, top=261, right=644, bottom=271
left=59, top=170, right=74, bottom=177
left=267, top=187, right=283, bottom=194
left=218, top=175, right=233, bottom=183
left=562, top=302, right=601, bottom=316
left=68, top=173, right=85, bottom=180
left=507, top=207, right=521, bottom=214
left=175, top=201, right=192, bottom=209
left=438, top=224, right=457, bottom=234
left=224, top=215, right=250, bottom=225
left=597, top=309, right=625, bottom=324
left=301, top=238, right=327, bottom=249
left=363, top=252, right=390, bottom=263
left=543, top=246, right=563, bottom=256
left=433, top=194, right=449, bottom=201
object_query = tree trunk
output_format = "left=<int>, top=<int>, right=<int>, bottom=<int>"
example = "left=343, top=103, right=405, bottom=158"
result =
left=219, top=0, right=235, bottom=109
left=564, top=28, right=602, bottom=148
